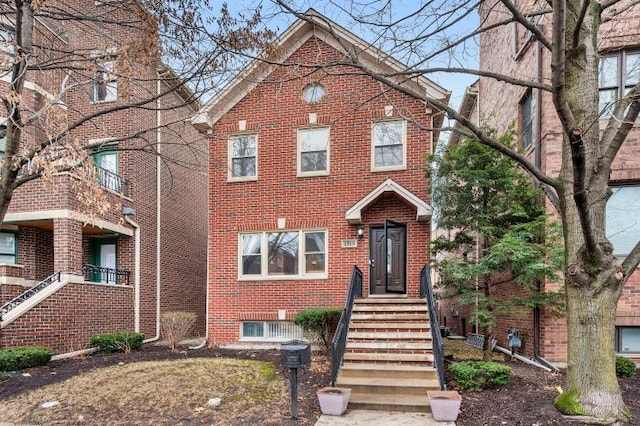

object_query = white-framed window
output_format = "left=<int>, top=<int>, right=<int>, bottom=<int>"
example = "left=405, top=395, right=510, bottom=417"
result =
left=0, top=231, right=17, bottom=264
left=0, top=24, right=14, bottom=72
left=298, top=126, right=329, bottom=176
left=92, top=55, right=117, bottom=103
left=371, top=120, right=406, bottom=171
left=239, top=229, right=327, bottom=279
left=605, top=185, right=640, bottom=257
left=302, top=83, right=324, bottom=103
left=240, top=321, right=304, bottom=341
left=616, top=327, right=640, bottom=354
left=0, top=119, right=7, bottom=154
left=520, top=89, right=533, bottom=151
left=228, top=133, right=257, bottom=181
left=599, top=50, right=640, bottom=117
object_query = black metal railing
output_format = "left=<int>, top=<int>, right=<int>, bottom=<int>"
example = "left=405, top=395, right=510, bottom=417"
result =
left=93, top=165, right=131, bottom=197
left=0, top=272, right=62, bottom=321
left=330, top=265, right=362, bottom=386
left=420, top=265, right=445, bottom=390
left=82, top=264, right=130, bottom=285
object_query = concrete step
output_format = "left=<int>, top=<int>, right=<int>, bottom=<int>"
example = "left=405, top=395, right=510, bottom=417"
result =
left=350, top=313, right=426, bottom=321
left=346, top=341, right=432, bottom=350
left=348, top=392, right=431, bottom=413
left=343, top=352, right=434, bottom=363
left=339, top=363, right=438, bottom=380
left=355, top=298, right=425, bottom=304
left=349, top=321, right=431, bottom=330
left=336, top=376, right=440, bottom=396
left=347, top=331, right=430, bottom=340
left=353, top=304, right=427, bottom=312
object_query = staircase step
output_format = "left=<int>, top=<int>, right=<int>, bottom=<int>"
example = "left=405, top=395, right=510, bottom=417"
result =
left=346, top=341, right=431, bottom=350
left=340, top=363, right=438, bottom=380
left=349, top=321, right=430, bottom=330
left=354, top=304, right=427, bottom=312
left=348, top=392, right=431, bottom=413
left=347, top=331, right=430, bottom=340
left=351, top=313, right=426, bottom=321
left=343, top=352, right=434, bottom=363
left=355, top=298, right=425, bottom=304
left=336, top=376, right=440, bottom=396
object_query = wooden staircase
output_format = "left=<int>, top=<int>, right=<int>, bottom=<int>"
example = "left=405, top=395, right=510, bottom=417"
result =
left=335, top=297, right=440, bottom=413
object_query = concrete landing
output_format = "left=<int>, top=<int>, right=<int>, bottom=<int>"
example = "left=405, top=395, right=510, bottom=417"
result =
left=315, top=409, right=455, bottom=425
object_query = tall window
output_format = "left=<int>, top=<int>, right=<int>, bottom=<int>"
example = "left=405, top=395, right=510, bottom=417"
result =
left=0, top=232, right=17, bottom=264
left=605, top=185, right=640, bottom=256
left=239, top=230, right=327, bottom=278
left=0, top=25, right=14, bottom=72
left=520, top=90, right=533, bottom=150
left=298, top=127, right=329, bottom=176
left=372, top=120, right=406, bottom=170
left=228, top=134, right=257, bottom=181
left=92, top=148, right=120, bottom=192
left=92, top=57, right=117, bottom=102
left=599, top=51, right=640, bottom=116
left=0, top=122, right=6, bottom=154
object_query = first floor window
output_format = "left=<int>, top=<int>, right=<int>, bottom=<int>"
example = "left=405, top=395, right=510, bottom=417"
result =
left=606, top=185, right=640, bottom=256
left=239, top=230, right=327, bottom=278
left=0, top=231, right=17, bottom=264
left=229, top=134, right=257, bottom=180
left=616, top=327, right=640, bottom=353
left=240, top=321, right=304, bottom=341
left=372, top=120, right=405, bottom=170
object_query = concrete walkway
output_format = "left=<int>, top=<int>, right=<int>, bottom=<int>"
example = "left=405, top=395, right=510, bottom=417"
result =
left=315, top=410, right=455, bottom=425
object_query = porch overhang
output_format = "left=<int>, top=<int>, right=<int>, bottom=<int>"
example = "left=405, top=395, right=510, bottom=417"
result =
left=3, top=209, right=134, bottom=236
left=345, top=179, right=432, bottom=225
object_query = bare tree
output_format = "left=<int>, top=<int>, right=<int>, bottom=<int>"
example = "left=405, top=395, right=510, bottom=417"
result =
left=263, top=0, right=640, bottom=422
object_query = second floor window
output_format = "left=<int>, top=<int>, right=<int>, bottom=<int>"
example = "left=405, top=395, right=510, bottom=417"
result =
left=599, top=51, right=640, bottom=117
left=520, top=90, right=533, bottom=150
left=372, top=120, right=406, bottom=170
left=92, top=149, right=120, bottom=192
left=229, top=134, right=257, bottom=181
left=606, top=185, right=640, bottom=257
left=92, top=58, right=117, bottom=103
left=0, top=122, right=6, bottom=154
left=298, top=127, right=329, bottom=176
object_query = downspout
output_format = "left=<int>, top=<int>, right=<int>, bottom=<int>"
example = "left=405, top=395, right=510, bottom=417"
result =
left=123, top=214, right=141, bottom=332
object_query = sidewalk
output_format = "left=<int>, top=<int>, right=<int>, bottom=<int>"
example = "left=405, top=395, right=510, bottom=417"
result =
left=315, top=410, right=455, bottom=425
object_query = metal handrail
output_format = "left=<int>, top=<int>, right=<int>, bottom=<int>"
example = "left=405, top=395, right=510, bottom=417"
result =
left=0, top=271, right=62, bottom=321
left=93, top=165, right=131, bottom=197
left=420, top=265, right=446, bottom=390
left=330, top=265, right=362, bottom=386
left=82, top=264, right=130, bottom=285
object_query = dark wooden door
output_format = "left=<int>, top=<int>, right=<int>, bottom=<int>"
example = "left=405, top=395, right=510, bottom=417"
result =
left=369, top=223, right=406, bottom=294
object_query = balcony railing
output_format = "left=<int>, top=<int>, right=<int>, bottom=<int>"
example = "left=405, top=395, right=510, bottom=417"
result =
left=82, top=264, right=130, bottom=285
left=94, top=165, right=131, bottom=197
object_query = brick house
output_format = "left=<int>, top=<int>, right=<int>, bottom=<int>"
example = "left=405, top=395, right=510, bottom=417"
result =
left=193, top=10, right=450, bottom=346
left=0, top=1, right=207, bottom=353
left=437, top=1, right=640, bottom=365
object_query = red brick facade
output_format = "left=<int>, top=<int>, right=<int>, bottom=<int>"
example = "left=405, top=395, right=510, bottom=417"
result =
left=199, top=16, right=447, bottom=345
left=0, top=1, right=207, bottom=353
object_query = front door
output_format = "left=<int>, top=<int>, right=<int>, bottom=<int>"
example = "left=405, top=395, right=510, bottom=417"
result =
left=90, top=238, right=117, bottom=283
left=369, top=221, right=407, bottom=294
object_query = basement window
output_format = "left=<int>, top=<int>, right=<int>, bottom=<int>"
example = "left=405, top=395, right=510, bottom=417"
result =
left=616, top=327, right=640, bottom=353
left=240, top=321, right=304, bottom=341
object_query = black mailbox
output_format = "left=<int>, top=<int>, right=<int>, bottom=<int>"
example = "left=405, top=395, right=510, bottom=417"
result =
left=280, top=340, right=311, bottom=368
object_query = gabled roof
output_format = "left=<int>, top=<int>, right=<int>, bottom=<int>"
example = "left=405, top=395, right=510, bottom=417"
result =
left=192, top=9, right=450, bottom=133
left=345, top=179, right=432, bottom=224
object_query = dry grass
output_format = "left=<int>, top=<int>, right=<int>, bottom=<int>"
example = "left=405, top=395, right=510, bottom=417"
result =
left=444, top=339, right=507, bottom=361
left=0, top=358, right=286, bottom=425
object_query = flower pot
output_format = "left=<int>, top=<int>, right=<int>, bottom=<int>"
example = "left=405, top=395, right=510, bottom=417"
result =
left=427, top=390, right=462, bottom=422
left=317, top=387, right=351, bottom=416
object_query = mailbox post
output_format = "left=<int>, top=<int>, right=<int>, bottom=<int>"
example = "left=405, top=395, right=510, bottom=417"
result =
left=280, top=340, right=311, bottom=419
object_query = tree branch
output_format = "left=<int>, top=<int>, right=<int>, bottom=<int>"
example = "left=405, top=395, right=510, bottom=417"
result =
left=601, top=83, right=640, bottom=171
left=500, top=0, right=553, bottom=51
left=572, top=1, right=591, bottom=49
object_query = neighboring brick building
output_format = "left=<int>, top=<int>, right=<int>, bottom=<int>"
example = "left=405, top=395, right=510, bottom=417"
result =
left=193, top=10, right=449, bottom=346
left=0, top=1, right=207, bottom=353
left=437, top=1, right=640, bottom=364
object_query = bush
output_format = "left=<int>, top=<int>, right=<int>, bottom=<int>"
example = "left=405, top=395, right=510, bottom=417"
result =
left=448, top=360, right=512, bottom=391
left=90, top=331, right=144, bottom=353
left=616, top=356, right=637, bottom=379
left=294, top=308, right=343, bottom=351
left=0, top=346, right=52, bottom=372
left=160, top=311, right=197, bottom=351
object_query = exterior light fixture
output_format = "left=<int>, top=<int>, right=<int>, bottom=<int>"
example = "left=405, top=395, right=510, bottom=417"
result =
left=356, top=225, right=365, bottom=239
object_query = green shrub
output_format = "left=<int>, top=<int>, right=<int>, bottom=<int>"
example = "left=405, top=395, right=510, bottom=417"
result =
left=294, top=308, right=343, bottom=350
left=160, top=311, right=197, bottom=351
left=448, top=361, right=512, bottom=391
left=616, top=356, right=637, bottom=379
left=0, top=346, right=52, bottom=372
left=90, top=331, right=144, bottom=353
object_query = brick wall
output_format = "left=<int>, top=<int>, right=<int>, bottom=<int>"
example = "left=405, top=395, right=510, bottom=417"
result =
left=208, top=37, right=434, bottom=345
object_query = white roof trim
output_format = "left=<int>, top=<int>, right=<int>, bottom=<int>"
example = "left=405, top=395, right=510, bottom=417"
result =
left=193, top=9, right=450, bottom=132
left=345, top=179, right=432, bottom=225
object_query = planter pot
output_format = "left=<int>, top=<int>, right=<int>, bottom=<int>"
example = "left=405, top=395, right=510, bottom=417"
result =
left=427, top=390, right=462, bottom=422
left=317, top=387, right=351, bottom=416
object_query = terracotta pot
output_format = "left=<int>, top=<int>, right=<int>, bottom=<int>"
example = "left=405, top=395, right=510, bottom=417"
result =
left=427, top=390, right=462, bottom=422
left=317, top=387, right=351, bottom=416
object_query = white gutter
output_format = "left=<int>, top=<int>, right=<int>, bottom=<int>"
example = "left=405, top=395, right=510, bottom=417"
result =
left=123, top=215, right=140, bottom=332
left=494, top=345, right=553, bottom=372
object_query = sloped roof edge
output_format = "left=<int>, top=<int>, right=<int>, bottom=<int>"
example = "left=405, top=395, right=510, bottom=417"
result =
left=345, top=178, right=432, bottom=225
left=192, top=9, right=451, bottom=132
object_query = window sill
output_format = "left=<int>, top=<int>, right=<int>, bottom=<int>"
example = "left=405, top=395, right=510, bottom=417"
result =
left=297, top=171, right=329, bottom=178
left=371, top=165, right=406, bottom=173
left=237, top=274, right=328, bottom=281
left=228, top=176, right=258, bottom=183
left=91, top=99, right=117, bottom=105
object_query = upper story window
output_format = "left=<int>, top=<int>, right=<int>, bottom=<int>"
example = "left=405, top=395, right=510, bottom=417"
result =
left=239, top=230, right=327, bottom=279
left=298, top=127, right=329, bottom=176
left=0, top=231, right=17, bottom=264
left=92, top=54, right=117, bottom=103
left=0, top=25, right=14, bottom=71
left=520, top=89, right=533, bottom=151
left=302, top=83, right=324, bottom=103
left=599, top=51, right=640, bottom=117
left=605, top=185, right=640, bottom=256
left=372, top=120, right=406, bottom=171
left=0, top=121, right=6, bottom=154
left=92, top=147, right=120, bottom=193
left=228, top=133, right=257, bottom=181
